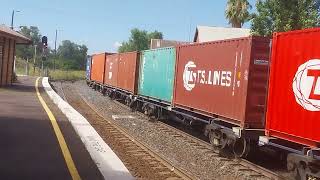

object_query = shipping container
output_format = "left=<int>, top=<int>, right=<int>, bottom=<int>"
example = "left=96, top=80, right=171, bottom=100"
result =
left=173, top=36, right=270, bottom=129
left=86, top=56, right=92, bottom=80
left=91, top=53, right=107, bottom=84
left=104, top=54, right=119, bottom=88
left=266, top=28, right=320, bottom=147
left=118, top=51, right=140, bottom=94
left=138, top=47, right=176, bottom=103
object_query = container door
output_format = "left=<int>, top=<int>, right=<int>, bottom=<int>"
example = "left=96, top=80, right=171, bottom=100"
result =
left=138, top=48, right=176, bottom=102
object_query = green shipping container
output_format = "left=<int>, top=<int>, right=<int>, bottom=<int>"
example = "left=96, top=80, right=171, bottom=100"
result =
left=138, top=47, right=176, bottom=103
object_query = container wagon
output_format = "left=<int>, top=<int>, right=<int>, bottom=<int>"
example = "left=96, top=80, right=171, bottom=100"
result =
left=133, top=47, right=176, bottom=117
left=89, top=52, right=113, bottom=91
left=86, top=56, right=92, bottom=83
left=101, top=51, right=140, bottom=105
left=173, top=36, right=271, bottom=157
left=259, top=28, right=320, bottom=179
left=90, top=53, right=107, bottom=89
left=104, top=53, right=119, bottom=89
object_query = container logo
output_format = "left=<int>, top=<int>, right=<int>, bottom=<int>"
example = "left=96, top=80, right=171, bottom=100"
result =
left=183, top=61, right=197, bottom=91
left=183, top=61, right=232, bottom=91
left=292, top=59, right=320, bottom=111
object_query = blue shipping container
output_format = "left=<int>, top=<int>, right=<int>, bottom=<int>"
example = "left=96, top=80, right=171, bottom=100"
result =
left=86, top=56, right=92, bottom=80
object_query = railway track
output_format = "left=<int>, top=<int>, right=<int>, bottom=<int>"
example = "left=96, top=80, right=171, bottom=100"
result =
left=111, top=98, right=286, bottom=180
left=59, top=82, right=287, bottom=180
left=60, top=84, right=195, bottom=180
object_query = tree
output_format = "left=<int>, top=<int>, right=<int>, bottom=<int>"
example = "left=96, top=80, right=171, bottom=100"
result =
left=251, top=0, right=320, bottom=36
left=225, top=0, right=252, bottom=28
left=56, top=40, right=88, bottom=70
left=118, top=28, right=163, bottom=53
left=16, top=26, right=42, bottom=59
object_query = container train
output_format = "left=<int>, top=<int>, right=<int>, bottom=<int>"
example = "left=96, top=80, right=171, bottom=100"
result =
left=86, top=28, right=320, bottom=180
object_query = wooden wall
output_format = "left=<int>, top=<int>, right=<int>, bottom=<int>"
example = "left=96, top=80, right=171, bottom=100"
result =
left=0, top=37, right=16, bottom=86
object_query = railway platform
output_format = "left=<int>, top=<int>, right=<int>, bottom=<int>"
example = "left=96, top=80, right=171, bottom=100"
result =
left=0, top=76, right=130, bottom=180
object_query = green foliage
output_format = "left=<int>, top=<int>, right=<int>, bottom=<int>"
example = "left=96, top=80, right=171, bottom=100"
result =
left=225, top=0, right=252, bottom=28
left=15, top=26, right=88, bottom=71
left=16, top=26, right=42, bottom=59
left=251, top=0, right=320, bottom=36
left=55, top=40, right=88, bottom=70
left=118, top=28, right=163, bottom=53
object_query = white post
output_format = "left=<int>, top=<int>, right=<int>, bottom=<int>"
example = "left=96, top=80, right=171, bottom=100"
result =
left=26, top=58, right=29, bottom=75
left=13, top=56, right=16, bottom=74
left=41, top=60, right=43, bottom=76
left=33, top=45, right=37, bottom=75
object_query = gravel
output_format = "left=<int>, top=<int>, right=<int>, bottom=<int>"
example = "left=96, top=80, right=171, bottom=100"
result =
left=51, top=80, right=274, bottom=180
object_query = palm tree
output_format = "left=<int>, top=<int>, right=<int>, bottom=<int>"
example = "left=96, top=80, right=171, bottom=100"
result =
left=225, top=0, right=252, bottom=28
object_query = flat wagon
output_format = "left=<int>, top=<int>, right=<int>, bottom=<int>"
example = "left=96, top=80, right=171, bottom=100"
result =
left=260, top=28, right=320, bottom=179
left=135, top=47, right=176, bottom=115
left=173, top=36, right=271, bottom=157
left=101, top=51, right=140, bottom=104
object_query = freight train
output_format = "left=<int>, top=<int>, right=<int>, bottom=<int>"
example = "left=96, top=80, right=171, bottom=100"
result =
left=86, top=28, right=320, bottom=180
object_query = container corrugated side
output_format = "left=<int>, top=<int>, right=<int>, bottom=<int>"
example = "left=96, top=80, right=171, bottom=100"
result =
left=173, top=36, right=270, bottom=128
left=104, top=54, right=119, bottom=87
left=118, top=51, right=139, bottom=94
left=266, top=28, right=320, bottom=147
left=138, top=47, right=176, bottom=103
left=86, top=56, right=92, bottom=80
left=91, top=53, right=106, bottom=84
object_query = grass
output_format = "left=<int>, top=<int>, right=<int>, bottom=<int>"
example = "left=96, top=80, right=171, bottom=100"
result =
left=49, top=70, right=85, bottom=81
left=15, top=58, right=42, bottom=76
left=15, top=58, right=85, bottom=81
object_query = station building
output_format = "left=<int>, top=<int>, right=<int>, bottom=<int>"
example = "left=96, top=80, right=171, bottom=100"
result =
left=0, top=25, right=31, bottom=86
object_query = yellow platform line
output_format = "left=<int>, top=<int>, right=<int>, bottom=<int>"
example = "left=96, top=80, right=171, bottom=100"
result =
left=35, top=77, right=81, bottom=180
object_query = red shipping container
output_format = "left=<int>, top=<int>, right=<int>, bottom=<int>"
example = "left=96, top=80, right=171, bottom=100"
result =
left=118, top=52, right=140, bottom=94
left=91, top=53, right=107, bottom=84
left=104, top=54, right=119, bottom=87
left=266, top=28, right=320, bottom=147
left=173, top=36, right=270, bottom=129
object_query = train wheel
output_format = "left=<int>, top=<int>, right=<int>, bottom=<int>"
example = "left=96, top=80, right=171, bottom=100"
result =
left=109, top=92, right=116, bottom=100
left=232, top=137, right=250, bottom=158
left=125, top=96, right=131, bottom=106
left=209, top=130, right=223, bottom=154
left=154, top=107, right=162, bottom=121
left=130, top=101, right=138, bottom=112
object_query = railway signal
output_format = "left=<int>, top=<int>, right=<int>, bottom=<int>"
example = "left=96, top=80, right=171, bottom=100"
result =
left=42, top=36, right=48, bottom=48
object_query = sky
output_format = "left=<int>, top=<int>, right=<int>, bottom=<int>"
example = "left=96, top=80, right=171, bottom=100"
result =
left=1, top=0, right=256, bottom=54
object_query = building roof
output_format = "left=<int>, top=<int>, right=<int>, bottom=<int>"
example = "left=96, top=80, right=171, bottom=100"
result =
left=150, top=39, right=190, bottom=49
left=194, top=26, right=251, bottom=43
left=0, top=25, right=31, bottom=44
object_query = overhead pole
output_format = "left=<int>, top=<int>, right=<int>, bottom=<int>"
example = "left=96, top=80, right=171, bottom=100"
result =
left=10, top=10, right=14, bottom=29
left=54, top=29, right=57, bottom=71
left=10, top=10, right=20, bottom=29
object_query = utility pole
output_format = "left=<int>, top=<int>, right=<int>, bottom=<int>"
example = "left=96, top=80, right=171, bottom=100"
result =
left=10, top=10, right=20, bottom=29
left=54, top=29, right=57, bottom=71
left=33, top=45, right=37, bottom=74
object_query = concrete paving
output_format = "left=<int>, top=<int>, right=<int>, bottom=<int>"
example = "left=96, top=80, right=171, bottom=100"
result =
left=0, top=76, right=103, bottom=180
